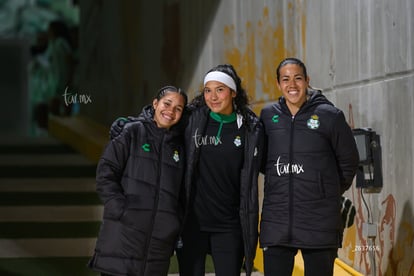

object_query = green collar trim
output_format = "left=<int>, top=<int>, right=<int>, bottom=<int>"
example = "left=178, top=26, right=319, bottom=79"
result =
left=209, top=111, right=237, bottom=123
left=209, top=111, right=236, bottom=145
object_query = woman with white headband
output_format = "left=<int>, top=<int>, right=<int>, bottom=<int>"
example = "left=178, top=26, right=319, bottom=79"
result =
left=176, top=64, right=263, bottom=276
left=108, top=64, right=263, bottom=275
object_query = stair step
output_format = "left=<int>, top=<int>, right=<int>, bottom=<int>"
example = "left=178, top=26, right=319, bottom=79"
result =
left=0, top=257, right=96, bottom=276
left=0, top=238, right=97, bottom=257
left=0, top=144, right=75, bottom=155
left=0, top=222, right=100, bottom=239
left=0, top=154, right=95, bottom=166
left=1, top=166, right=96, bottom=178
left=0, top=206, right=102, bottom=222
left=0, top=178, right=96, bottom=192
left=0, top=192, right=100, bottom=206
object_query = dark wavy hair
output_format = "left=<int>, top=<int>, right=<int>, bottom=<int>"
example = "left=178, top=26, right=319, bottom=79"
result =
left=189, top=64, right=252, bottom=125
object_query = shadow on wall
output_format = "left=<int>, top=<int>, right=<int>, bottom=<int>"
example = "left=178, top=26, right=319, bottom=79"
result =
left=78, top=1, right=221, bottom=126
left=178, top=0, right=220, bottom=90
left=385, top=201, right=414, bottom=275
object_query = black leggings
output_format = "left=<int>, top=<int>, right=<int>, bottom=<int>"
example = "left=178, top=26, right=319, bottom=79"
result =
left=263, top=246, right=337, bottom=276
left=176, top=218, right=244, bottom=276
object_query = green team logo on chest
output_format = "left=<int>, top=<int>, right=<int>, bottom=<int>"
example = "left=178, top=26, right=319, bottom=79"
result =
left=173, top=150, right=180, bottom=162
left=233, top=135, right=242, bottom=147
left=141, top=143, right=150, bottom=152
left=307, top=114, right=320, bottom=129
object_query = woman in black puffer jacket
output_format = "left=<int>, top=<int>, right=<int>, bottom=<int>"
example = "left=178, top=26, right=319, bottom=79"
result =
left=259, top=58, right=359, bottom=276
left=88, top=86, right=187, bottom=276
left=176, top=64, right=264, bottom=276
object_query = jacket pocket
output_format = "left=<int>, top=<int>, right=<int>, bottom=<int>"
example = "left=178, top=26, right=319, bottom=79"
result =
left=103, top=196, right=126, bottom=220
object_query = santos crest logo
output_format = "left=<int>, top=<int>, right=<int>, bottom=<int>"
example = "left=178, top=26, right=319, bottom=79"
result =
left=274, top=156, right=305, bottom=176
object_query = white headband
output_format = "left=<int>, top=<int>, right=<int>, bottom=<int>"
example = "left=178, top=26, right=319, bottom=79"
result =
left=203, top=71, right=237, bottom=91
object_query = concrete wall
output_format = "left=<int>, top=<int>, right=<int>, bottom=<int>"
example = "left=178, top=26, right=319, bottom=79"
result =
left=79, top=0, right=145, bottom=125
left=78, top=0, right=200, bottom=125
left=79, top=0, right=414, bottom=274
left=179, top=0, right=414, bottom=275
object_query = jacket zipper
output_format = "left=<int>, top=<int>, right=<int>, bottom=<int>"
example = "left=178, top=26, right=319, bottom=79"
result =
left=141, top=132, right=164, bottom=275
left=241, top=128, right=251, bottom=267
left=288, top=115, right=295, bottom=242
left=241, top=122, right=259, bottom=275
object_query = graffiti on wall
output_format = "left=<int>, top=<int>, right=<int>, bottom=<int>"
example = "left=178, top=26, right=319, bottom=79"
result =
left=341, top=186, right=414, bottom=275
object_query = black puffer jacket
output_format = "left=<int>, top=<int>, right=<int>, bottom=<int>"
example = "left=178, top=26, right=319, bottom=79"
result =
left=183, top=106, right=263, bottom=276
left=88, top=105, right=185, bottom=276
left=259, top=90, right=359, bottom=249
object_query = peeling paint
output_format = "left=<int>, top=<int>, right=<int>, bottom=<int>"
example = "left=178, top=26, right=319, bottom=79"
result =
left=179, top=1, right=414, bottom=275
left=223, top=6, right=290, bottom=106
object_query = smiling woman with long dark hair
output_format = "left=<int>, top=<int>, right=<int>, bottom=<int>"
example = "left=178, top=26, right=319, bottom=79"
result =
left=88, top=86, right=188, bottom=276
left=176, top=64, right=263, bottom=276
